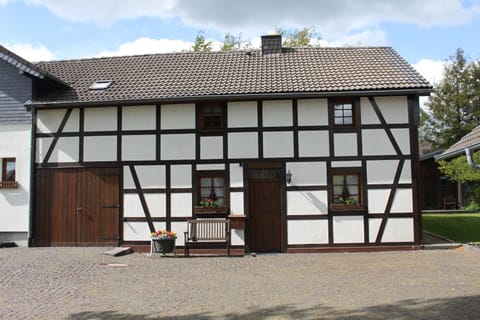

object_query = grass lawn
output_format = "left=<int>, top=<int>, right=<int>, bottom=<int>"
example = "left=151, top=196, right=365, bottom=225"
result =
left=423, top=213, right=480, bottom=243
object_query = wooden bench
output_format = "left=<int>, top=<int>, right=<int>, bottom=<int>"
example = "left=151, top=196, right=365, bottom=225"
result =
left=184, top=219, right=230, bottom=256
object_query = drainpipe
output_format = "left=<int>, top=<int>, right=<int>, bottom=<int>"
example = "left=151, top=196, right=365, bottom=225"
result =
left=465, top=148, right=480, bottom=169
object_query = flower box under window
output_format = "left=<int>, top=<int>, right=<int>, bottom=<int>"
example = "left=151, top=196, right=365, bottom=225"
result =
left=194, top=206, right=229, bottom=214
left=0, top=181, right=18, bottom=189
left=330, top=203, right=365, bottom=211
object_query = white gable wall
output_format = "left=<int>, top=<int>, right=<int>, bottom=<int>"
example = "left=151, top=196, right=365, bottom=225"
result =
left=0, top=123, right=30, bottom=246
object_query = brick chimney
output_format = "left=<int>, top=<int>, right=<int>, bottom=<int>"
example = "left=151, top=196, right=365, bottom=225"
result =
left=261, top=34, right=282, bottom=55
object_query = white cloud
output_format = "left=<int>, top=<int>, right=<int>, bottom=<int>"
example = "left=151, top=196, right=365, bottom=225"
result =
left=412, top=59, right=445, bottom=86
left=2, top=42, right=55, bottom=61
left=25, top=0, right=176, bottom=26
left=23, top=0, right=479, bottom=39
left=94, top=37, right=224, bottom=57
left=319, top=29, right=388, bottom=47
left=95, top=37, right=193, bottom=57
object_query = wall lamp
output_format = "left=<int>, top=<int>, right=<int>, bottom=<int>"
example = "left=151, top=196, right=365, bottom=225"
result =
left=286, top=169, right=292, bottom=184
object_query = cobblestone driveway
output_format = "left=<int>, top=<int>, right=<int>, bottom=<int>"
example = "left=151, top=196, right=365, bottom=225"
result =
left=1, top=247, right=480, bottom=319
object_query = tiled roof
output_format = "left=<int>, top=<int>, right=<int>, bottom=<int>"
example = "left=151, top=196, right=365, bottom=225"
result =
left=436, top=126, right=480, bottom=160
left=32, top=47, right=431, bottom=106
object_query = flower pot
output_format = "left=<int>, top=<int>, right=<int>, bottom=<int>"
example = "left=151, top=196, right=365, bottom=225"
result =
left=152, top=238, right=176, bottom=255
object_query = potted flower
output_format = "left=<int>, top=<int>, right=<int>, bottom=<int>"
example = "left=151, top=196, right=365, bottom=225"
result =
left=194, top=197, right=228, bottom=214
left=330, top=195, right=364, bottom=211
left=150, top=229, right=177, bottom=255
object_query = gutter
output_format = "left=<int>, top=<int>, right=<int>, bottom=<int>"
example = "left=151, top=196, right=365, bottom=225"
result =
left=435, top=143, right=480, bottom=161
left=25, top=88, right=432, bottom=110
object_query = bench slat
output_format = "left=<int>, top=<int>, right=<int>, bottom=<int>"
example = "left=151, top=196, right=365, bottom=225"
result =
left=184, top=219, right=230, bottom=256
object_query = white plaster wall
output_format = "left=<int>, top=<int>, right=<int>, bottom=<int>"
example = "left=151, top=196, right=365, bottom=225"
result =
left=122, top=135, right=156, bottom=161
left=84, top=136, right=117, bottom=162
left=391, top=189, right=413, bottom=213
left=362, top=129, right=396, bottom=156
left=297, top=99, right=328, bottom=126
left=171, top=193, right=193, bottom=217
left=263, top=131, right=293, bottom=158
left=361, top=96, right=409, bottom=125
left=200, top=136, right=223, bottom=159
left=230, top=192, right=244, bottom=215
left=331, top=161, right=361, bottom=168
left=122, top=105, right=156, bottom=130
left=228, top=132, right=258, bottom=159
left=286, top=161, right=326, bottom=186
left=0, top=123, right=30, bottom=235
left=45, top=137, right=79, bottom=163
left=369, top=218, right=382, bottom=243
left=298, top=131, right=329, bottom=157
left=334, top=133, right=357, bottom=156
left=84, top=107, right=117, bottom=131
left=123, top=193, right=166, bottom=217
left=231, top=229, right=245, bottom=246
left=360, top=97, right=381, bottom=125
left=333, top=216, right=364, bottom=243
left=288, top=220, right=328, bottom=244
left=367, top=160, right=399, bottom=185
left=123, top=165, right=166, bottom=189
left=37, top=108, right=79, bottom=133
left=171, top=221, right=188, bottom=246
left=161, top=134, right=195, bottom=160
left=161, top=104, right=195, bottom=129
left=196, top=164, right=225, bottom=171
left=35, top=137, right=51, bottom=163
left=287, top=191, right=328, bottom=215
left=368, top=189, right=390, bottom=214
left=392, top=129, right=411, bottom=155
left=230, top=163, right=243, bottom=188
left=124, top=221, right=165, bottom=241
left=228, top=101, right=257, bottom=128
left=171, top=165, right=191, bottom=188
left=262, top=100, right=292, bottom=127
left=399, top=160, right=412, bottom=184
left=375, top=96, right=409, bottom=124
left=382, top=218, right=414, bottom=242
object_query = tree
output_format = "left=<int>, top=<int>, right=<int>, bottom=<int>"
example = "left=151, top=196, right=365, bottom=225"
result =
left=438, top=150, right=480, bottom=207
left=192, top=31, right=212, bottom=52
left=420, top=49, right=480, bottom=151
left=221, top=33, right=242, bottom=51
left=276, top=26, right=320, bottom=48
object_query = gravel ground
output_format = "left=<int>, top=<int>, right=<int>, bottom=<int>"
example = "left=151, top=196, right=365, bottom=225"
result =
left=1, top=247, right=480, bottom=319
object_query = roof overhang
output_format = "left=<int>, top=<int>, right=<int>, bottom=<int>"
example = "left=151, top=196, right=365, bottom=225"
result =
left=435, top=143, right=480, bottom=161
left=25, top=88, right=432, bottom=110
left=0, top=45, right=70, bottom=88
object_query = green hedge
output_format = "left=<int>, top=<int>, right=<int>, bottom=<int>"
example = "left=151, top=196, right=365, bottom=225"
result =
left=422, top=214, right=480, bottom=243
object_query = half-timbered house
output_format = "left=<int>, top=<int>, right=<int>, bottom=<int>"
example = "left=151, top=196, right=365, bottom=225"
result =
left=26, top=35, right=431, bottom=252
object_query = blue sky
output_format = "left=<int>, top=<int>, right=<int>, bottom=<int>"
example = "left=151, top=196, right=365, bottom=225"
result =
left=1, top=0, right=480, bottom=85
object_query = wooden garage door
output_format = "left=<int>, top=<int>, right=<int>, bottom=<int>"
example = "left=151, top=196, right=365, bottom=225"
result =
left=34, top=167, right=120, bottom=246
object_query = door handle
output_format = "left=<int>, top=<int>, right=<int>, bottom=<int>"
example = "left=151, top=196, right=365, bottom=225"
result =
left=76, top=207, right=82, bottom=213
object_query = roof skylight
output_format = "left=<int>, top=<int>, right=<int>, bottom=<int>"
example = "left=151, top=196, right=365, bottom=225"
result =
left=89, top=80, right=112, bottom=90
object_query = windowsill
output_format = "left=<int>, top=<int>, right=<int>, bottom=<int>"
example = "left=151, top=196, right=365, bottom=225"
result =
left=194, top=206, right=229, bottom=214
left=330, top=203, right=365, bottom=211
left=0, top=181, right=18, bottom=189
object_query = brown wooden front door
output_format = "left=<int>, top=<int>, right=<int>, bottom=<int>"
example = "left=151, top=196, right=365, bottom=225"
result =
left=34, top=167, right=120, bottom=246
left=247, top=165, right=283, bottom=252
